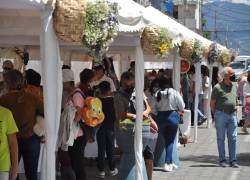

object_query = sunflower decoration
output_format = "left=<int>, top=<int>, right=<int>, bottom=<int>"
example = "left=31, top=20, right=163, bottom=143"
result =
left=190, top=40, right=203, bottom=64
left=157, top=28, right=174, bottom=58
left=141, top=25, right=174, bottom=58
left=179, top=40, right=193, bottom=60
left=207, top=43, right=220, bottom=64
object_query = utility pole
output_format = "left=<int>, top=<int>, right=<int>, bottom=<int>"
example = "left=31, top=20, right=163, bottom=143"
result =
left=214, top=10, right=217, bottom=41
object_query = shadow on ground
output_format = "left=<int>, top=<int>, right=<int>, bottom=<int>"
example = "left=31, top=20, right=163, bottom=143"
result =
left=180, top=153, right=250, bottom=167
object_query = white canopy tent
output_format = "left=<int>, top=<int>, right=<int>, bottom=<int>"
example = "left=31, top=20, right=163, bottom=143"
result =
left=0, top=0, right=225, bottom=179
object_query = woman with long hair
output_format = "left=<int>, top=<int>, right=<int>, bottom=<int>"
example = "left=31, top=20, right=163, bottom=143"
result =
left=153, top=77, right=185, bottom=172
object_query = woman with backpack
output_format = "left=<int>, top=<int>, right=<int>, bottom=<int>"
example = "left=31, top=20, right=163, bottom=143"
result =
left=68, top=69, right=95, bottom=180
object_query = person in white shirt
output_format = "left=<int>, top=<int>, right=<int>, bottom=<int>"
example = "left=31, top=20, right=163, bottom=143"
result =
left=153, top=77, right=185, bottom=172
left=91, top=65, right=116, bottom=93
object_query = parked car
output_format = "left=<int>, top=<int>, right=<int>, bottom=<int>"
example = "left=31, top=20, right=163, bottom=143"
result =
left=230, top=56, right=250, bottom=79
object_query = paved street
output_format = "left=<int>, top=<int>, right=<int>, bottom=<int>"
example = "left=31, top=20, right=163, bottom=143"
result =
left=152, top=126, right=250, bottom=180
left=20, top=125, right=250, bottom=180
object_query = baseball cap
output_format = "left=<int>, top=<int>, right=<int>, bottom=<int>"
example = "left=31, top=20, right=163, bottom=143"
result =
left=62, top=69, right=74, bottom=82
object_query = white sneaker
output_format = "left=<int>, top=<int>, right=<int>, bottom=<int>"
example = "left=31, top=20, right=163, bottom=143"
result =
left=163, top=163, right=173, bottom=172
left=97, top=171, right=105, bottom=179
left=109, top=168, right=118, bottom=176
left=171, top=163, right=178, bottom=170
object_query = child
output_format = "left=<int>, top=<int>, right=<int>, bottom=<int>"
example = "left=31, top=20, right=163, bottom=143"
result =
left=96, top=81, right=118, bottom=179
left=0, top=106, right=18, bottom=180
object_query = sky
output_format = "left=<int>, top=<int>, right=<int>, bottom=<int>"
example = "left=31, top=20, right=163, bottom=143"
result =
left=203, top=0, right=250, bottom=55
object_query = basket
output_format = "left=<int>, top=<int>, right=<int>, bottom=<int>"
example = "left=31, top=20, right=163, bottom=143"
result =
left=202, top=44, right=210, bottom=60
left=53, top=0, right=86, bottom=42
left=141, top=25, right=161, bottom=55
left=179, top=40, right=193, bottom=60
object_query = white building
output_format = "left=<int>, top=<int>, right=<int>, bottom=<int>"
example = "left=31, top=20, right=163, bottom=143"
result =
left=135, top=0, right=202, bottom=32
left=173, top=0, right=202, bottom=32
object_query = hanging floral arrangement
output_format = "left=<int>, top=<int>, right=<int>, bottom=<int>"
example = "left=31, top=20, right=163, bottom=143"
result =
left=207, top=43, right=220, bottom=64
left=202, top=44, right=210, bottom=60
left=190, top=40, right=203, bottom=64
left=81, top=0, right=119, bottom=63
left=218, top=49, right=231, bottom=66
left=179, top=40, right=193, bottom=60
left=141, top=25, right=174, bottom=58
left=230, top=49, right=237, bottom=62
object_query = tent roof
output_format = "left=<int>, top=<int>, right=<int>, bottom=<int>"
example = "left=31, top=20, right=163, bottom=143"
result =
left=0, top=0, right=225, bottom=49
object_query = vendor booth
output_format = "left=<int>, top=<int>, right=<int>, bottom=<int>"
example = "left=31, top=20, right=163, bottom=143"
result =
left=0, top=0, right=233, bottom=179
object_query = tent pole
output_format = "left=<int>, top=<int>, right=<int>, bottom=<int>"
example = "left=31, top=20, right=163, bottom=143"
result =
left=134, top=45, right=144, bottom=180
left=173, top=48, right=181, bottom=92
left=194, top=62, right=201, bottom=143
left=207, top=64, right=213, bottom=128
left=40, top=6, right=62, bottom=180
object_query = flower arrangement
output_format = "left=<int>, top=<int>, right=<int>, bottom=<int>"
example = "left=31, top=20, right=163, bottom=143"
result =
left=218, top=49, right=231, bottom=66
left=190, top=40, right=203, bottom=64
left=179, top=40, right=193, bottom=60
left=202, top=44, right=210, bottom=60
left=141, top=25, right=174, bottom=58
left=207, top=43, right=220, bottom=64
left=157, top=28, right=174, bottom=58
left=82, top=0, right=118, bottom=63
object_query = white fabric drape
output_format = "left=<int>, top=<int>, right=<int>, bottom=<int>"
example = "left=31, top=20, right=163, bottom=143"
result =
left=172, top=49, right=181, bottom=92
left=207, top=64, right=213, bottom=128
left=40, top=6, right=62, bottom=180
left=134, top=45, right=144, bottom=180
left=194, top=62, right=201, bottom=142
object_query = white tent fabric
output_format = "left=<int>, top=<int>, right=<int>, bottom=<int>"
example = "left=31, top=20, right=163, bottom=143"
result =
left=0, top=0, right=227, bottom=179
left=40, top=5, right=62, bottom=180
left=0, top=1, right=61, bottom=180
left=143, top=6, right=212, bottom=46
left=134, top=45, right=145, bottom=180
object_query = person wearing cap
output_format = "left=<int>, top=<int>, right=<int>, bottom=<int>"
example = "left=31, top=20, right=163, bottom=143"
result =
left=62, top=69, right=75, bottom=109
left=91, top=65, right=116, bottom=93
left=211, top=67, right=239, bottom=168
left=0, top=61, right=14, bottom=96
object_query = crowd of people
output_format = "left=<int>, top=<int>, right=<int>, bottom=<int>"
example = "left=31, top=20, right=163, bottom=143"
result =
left=0, top=58, right=249, bottom=180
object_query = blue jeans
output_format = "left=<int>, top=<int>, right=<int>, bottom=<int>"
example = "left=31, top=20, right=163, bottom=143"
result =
left=157, top=111, right=179, bottom=164
left=18, top=135, right=40, bottom=180
left=214, top=110, right=237, bottom=162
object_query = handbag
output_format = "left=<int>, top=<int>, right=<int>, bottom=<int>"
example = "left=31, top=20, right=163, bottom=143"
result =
left=148, top=115, right=158, bottom=134
left=179, top=127, right=188, bottom=146
left=33, top=115, right=45, bottom=137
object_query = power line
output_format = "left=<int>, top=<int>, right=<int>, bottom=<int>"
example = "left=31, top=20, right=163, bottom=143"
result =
left=206, top=29, right=250, bottom=32
left=203, top=0, right=250, bottom=16
left=202, top=12, right=250, bottom=24
left=204, top=5, right=250, bottom=22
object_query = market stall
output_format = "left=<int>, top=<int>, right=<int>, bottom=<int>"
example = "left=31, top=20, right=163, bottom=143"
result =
left=0, top=0, right=233, bottom=180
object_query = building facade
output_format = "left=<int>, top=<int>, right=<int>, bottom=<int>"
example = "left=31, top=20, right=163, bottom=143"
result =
left=134, top=0, right=202, bottom=32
